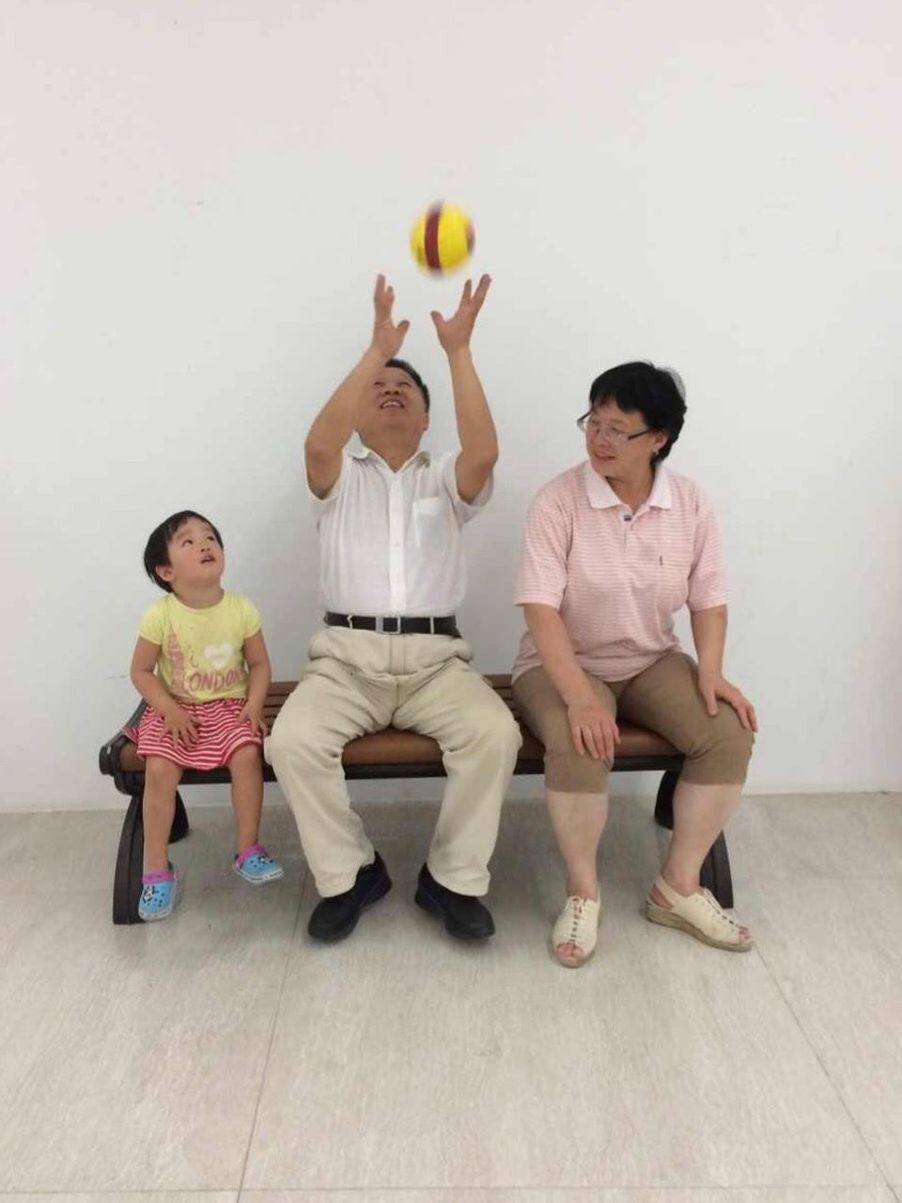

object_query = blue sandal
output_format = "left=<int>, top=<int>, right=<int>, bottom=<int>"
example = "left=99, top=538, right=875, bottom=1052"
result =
left=233, top=843, right=284, bottom=885
left=139, top=863, right=179, bottom=921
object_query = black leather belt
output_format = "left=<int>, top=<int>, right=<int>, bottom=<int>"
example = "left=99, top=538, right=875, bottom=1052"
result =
left=325, top=612, right=460, bottom=637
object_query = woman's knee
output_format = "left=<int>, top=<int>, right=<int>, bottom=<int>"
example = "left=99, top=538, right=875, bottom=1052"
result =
left=684, top=720, right=754, bottom=785
left=539, top=721, right=611, bottom=792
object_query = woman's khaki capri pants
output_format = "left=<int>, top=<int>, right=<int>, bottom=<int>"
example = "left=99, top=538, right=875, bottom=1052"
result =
left=513, top=651, right=753, bottom=793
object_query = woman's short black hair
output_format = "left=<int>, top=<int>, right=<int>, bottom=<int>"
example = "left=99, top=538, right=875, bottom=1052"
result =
left=143, top=510, right=223, bottom=592
left=585, top=361, right=687, bottom=463
left=386, top=357, right=430, bottom=412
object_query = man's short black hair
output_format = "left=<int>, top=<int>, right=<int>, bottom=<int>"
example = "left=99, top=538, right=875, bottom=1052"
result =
left=386, top=357, right=430, bottom=412
left=584, top=361, right=687, bottom=463
left=143, top=510, right=223, bottom=592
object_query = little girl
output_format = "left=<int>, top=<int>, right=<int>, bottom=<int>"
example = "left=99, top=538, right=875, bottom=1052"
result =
left=126, top=509, right=283, bottom=921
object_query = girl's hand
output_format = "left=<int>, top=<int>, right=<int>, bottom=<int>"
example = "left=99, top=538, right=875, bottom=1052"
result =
left=697, top=671, right=758, bottom=732
left=238, top=703, right=268, bottom=740
left=567, top=697, right=620, bottom=761
left=163, top=705, right=199, bottom=747
left=371, top=274, right=410, bottom=359
left=431, top=274, right=491, bottom=354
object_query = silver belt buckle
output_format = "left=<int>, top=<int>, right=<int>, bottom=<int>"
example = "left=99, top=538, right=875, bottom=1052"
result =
left=375, top=615, right=399, bottom=634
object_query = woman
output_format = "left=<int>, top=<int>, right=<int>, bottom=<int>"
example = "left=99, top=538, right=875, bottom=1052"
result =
left=512, top=362, right=757, bottom=967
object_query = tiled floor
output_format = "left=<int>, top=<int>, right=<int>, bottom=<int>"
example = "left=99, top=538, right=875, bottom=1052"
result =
left=0, top=792, right=900, bottom=1203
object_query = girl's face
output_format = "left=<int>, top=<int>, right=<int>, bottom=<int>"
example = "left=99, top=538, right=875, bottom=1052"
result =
left=156, top=517, right=223, bottom=591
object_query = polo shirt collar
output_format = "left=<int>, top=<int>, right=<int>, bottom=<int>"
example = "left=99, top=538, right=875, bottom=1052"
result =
left=584, top=461, right=672, bottom=511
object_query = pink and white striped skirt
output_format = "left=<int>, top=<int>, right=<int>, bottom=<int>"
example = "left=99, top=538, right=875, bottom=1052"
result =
left=124, top=697, right=262, bottom=770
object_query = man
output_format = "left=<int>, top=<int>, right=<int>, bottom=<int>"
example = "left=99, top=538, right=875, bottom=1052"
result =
left=267, top=274, right=521, bottom=943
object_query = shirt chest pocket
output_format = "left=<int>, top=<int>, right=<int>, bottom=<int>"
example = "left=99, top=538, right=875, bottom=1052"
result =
left=412, top=496, right=448, bottom=548
left=655, top=552, right=692, bottom=610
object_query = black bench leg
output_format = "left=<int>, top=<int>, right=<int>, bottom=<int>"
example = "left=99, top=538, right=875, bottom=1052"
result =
left=113, top=793, right=144, bottom=925
left=700, top=831, right=734, bottom=909
left=170, top=792, right=189, bottom=843
left=654, top=770, right=677, bottom=830
left=112, top=792, right=190, bottom=925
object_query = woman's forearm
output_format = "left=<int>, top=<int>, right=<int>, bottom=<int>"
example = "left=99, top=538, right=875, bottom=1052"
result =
left=690, top=605, right=728, bottom=676
left=523, top=604, right=595, bottom=705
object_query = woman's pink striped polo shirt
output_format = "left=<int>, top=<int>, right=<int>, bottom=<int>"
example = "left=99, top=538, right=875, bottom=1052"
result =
left=512, top=462, right=727, bottom=684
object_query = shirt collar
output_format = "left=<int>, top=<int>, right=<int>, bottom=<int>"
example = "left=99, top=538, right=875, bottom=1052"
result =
left=353, top=446, right=431, bottom=472
left=583, top=461, right=672, bottom=511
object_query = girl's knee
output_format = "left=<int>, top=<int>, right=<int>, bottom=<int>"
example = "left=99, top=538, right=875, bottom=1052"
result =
left=229, top=743, right=262, bottom=773
left=145, top=756, right=181, bottom=785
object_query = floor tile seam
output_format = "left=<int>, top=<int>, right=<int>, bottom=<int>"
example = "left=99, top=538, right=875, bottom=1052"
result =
left=0, top=878, right=308, bottom=896
left=234, top=1180, right=895, bottom=1195
left=0, top=1192, right=240, bottom=1198
left=235, top=864, right=309, bottom=1194
left=752, top=938, right=894, bottom=1190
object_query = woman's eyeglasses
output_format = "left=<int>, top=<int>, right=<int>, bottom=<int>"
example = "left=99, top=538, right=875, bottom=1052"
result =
left=577, top=414, right=652, bottom=445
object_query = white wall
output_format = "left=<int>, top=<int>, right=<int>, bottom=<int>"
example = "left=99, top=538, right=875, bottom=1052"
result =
left=2, top=0, right=901, bottom=810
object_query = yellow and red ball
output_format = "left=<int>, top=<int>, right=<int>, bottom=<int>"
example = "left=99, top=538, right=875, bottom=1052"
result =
left=410, top=202, right=475, bottom=274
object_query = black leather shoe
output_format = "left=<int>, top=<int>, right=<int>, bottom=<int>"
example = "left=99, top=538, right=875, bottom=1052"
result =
left=307, top=852, right=392, bottom=942
left=414, top=863, right=495, bottom=940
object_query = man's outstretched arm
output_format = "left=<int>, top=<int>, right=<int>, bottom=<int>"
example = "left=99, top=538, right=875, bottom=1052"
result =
left=305, top=275, right=409, bottom=498
left=432, top=275, right=498, bottom=503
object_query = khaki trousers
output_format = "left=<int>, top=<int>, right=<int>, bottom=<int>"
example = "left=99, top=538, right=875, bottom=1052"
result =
left=266, top=627, right=522, bottom=897
left=513, top=651, right=754, bottom=792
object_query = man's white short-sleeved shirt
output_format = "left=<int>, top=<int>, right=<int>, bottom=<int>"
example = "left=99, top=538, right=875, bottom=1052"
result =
left=309, top=448, right=492, bottom=616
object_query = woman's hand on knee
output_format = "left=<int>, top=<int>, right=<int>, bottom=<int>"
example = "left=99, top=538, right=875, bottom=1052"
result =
left=697, top=671, right=758, bottom=732
left=567, top=698, right=620, bottom=761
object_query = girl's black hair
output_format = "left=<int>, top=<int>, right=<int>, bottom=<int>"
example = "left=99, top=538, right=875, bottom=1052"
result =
left=583, top=361, right=687, bottom=463
left=143, top=510, right=223, bottom=592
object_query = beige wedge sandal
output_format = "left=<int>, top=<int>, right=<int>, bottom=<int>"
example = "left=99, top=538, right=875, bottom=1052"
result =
left=552, top=895, right=602, bottom=968
left=645, top=876, right=752, bottom=952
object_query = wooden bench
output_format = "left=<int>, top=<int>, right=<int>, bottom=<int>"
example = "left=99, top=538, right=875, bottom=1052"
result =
left=99, top=674, right=733, bottom=924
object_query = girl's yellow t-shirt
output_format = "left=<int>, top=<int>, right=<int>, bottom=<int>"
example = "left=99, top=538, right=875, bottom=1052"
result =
left=138, top=591, right=262, bottom=702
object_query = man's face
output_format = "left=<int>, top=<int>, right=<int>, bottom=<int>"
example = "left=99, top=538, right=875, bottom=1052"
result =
left=357, top=366, right=429, bottom=448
